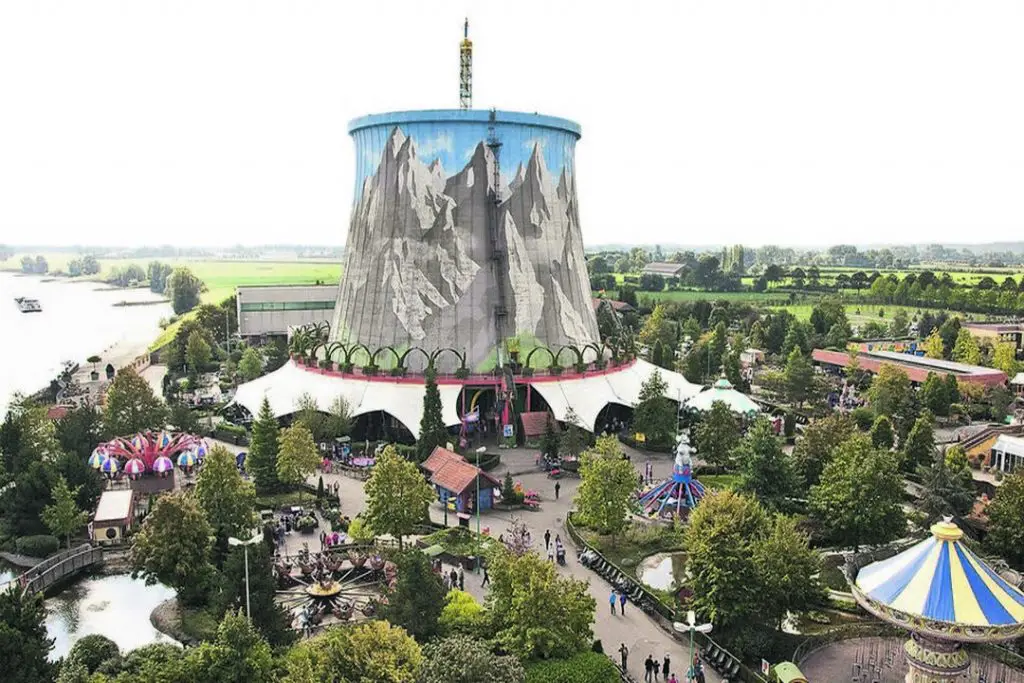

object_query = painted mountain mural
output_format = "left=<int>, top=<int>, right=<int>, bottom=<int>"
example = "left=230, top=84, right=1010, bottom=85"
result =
left=331, top=125, right=600, bottom=371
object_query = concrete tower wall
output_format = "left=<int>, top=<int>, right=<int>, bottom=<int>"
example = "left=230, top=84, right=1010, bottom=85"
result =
left=330, top=109, right=600, bottom=371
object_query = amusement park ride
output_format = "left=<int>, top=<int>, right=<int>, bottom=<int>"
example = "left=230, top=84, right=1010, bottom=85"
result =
left=88, top=431, right=211, bottom=476
left=636, top=434, right=707, bottom=519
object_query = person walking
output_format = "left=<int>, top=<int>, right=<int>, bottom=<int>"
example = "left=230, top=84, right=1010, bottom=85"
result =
left=662, top=654, right=670, bottom=681
left=618, top=643, right=628, bottom=672
left=554, top=481, right=561, bottom=499
left=449, top=568, right=458, bottom=591
left=618, top=589, right=627, bottom=615
left=667, top=674, right=678, bottom=683
left=481, top=564, right=490, bottom=587
left=644, top=655, right=655, bottom=683
left=457, top=566, right=465, bottom=591
left=609, top=590, right=617, bottom=615
left=544, top=529, right=551, bottom=549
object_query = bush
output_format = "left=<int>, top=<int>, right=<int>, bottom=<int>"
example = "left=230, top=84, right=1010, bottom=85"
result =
left=296, top=515, right=317, bottom=533
left=347, top=516, right=375, bottom=543
left=850, top=407, right=875, bottom=431
left=525, top=651, right=620, bottom=683
left=439, top=589, right=488, bottom=636
left=15, top=535, right=59, bottom=558
left=68, top=634, right=120, bottom=674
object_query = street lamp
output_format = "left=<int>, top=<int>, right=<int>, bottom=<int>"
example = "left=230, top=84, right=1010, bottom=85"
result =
left=674, top=610, right=712, bottom=682
left=475, top=445, right=486, bottom=572
left=227, top=530, right=263, bottom=621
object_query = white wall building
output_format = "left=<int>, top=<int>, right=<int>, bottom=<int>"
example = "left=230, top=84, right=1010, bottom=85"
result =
left=236, top=285, right=338, bottom=339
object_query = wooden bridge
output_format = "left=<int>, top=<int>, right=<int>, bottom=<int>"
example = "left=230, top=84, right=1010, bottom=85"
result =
left=6, top=544, right=105, bottom=596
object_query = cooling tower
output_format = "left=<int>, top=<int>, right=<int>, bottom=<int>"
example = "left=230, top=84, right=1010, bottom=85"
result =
left=329, top=109, right=600, bottom=371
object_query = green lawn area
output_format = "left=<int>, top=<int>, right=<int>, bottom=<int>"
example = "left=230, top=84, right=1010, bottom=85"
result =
left=698, top=473, right=740, bottom=490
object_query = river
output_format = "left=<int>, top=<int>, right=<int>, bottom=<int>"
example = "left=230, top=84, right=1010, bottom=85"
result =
left=0, top=272, right=173, bottom=416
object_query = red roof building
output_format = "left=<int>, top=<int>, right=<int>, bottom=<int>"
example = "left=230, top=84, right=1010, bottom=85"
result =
left=811, top=348, right=1007, bottom=387
left=520, top=411, right=554, bottom=439
left=422, top=446, right=464, bottom=475
left=422, top=445, right=500, bottom=513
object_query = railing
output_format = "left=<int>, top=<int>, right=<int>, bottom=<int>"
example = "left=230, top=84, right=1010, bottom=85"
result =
left=17, top=544, right=104, bottom=596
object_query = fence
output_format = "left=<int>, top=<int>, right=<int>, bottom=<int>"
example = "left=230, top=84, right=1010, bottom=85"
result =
left=19, top=544, right=104, bottom=596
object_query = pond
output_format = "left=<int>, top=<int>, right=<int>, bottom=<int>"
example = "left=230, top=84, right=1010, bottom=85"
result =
left=46, top=574, right=178, bottom=660
left=636, top=551, right=687, bottom=591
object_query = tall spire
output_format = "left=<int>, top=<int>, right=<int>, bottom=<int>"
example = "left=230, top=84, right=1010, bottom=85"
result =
left=459, top=18, right=472, bottom=109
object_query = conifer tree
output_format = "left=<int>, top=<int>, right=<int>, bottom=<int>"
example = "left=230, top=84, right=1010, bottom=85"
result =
left=417, top=369, right=449, bottom=462
left=248, top=397, right=280, bottom=494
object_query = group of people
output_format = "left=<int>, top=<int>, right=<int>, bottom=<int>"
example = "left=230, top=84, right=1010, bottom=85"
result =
left=430, top=559, right=466, bottom=592
left=618, top=645, right=703, bottom=683
left=543, top=529, right=565, bottom=565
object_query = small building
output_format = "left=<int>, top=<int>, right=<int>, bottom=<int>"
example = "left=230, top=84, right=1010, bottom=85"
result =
left=641, top=262, right=686, bottom=278
left=591, top=297, right=635, bottom=314
left=422, top=446, right=501, bottom=514
left=811, top=348, right=1008, bottom=388
left=739, top=348, right=765, bottom=367
left=1011, top=372, right=1024, bottom=396
left=236, top=285, right=339, bottom=339
left=92, top=490, right=135, bottom=545
left=991, top=434, right=1024, bottom=474
left=964, top=322, right=1024, bottom=357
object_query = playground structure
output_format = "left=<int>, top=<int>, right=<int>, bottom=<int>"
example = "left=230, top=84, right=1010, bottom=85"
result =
left=848, top=519, right=1024, bottom=682
left=636, top=434, right=707, bottom=519
left=89, top=431, right=208, bottom=476
left=274, top=548, right=395, bottom=633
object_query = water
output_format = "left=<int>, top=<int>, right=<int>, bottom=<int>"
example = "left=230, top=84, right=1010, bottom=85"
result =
left=45, top=574, right=177, bottom=660
left=0, top=272, right=172, bottom=415
left=636, top=551, right=688, bottom=591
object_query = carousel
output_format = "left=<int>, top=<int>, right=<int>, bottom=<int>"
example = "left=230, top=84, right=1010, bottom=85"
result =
left=636, top=434, right=707, bottom=519
left=274, top=548, right=395, bottom=634
left=88, top=431, right=208, bottom=478
left=849, top=519, right=1024, bottom=683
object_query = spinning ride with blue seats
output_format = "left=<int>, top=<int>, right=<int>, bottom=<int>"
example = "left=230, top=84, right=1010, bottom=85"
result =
left=636, top=434, right=707, bottom=519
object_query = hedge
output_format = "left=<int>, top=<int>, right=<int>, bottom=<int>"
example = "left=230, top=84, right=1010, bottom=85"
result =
left=15, top=535, right=60, bottom=558
left=212, top=422, right=249, bottom=445
left=525, top=652, right=620, bottom=683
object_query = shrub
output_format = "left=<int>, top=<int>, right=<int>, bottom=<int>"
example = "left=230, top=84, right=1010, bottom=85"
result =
left=439, top=589, right=488, bottom=636
left=16, top=535, right=59, bottom=558
left=850, top=407, right=875, bottom=432
left=525, top=651, right=620, bottom=683
left=296, top=515, right=317, bottom=533
left=347, top=516, right=375, bottom=543
left=68, top=634, right=120, bottom=674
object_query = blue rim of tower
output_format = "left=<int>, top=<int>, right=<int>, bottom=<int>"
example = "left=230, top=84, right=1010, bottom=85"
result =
left=347, top=109, right=581, bottom=139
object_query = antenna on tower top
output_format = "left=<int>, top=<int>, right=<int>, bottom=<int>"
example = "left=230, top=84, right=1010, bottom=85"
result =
left=459, top=18, right=472, bottom=109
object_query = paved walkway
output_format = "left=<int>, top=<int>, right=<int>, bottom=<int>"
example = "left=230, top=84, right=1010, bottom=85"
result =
left=296, top=445, right=720, bottom=683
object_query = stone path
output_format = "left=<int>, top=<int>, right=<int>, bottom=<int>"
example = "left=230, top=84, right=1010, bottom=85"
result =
left=294, top=445, right=721, bottom=683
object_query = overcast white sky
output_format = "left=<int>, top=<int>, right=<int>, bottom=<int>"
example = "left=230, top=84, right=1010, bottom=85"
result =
left=1, top=1, right=1023, bottom=248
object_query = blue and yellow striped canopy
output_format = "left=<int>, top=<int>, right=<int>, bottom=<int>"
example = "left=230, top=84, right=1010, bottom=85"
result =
left=856, top=521, right=1024, bottom=628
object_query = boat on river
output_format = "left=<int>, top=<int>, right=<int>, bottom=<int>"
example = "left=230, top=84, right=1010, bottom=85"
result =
left=14, top=297, right=42, bottom=313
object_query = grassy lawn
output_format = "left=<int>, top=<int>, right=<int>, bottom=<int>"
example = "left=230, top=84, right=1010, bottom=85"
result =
left=420, top=527, right=498, bottom=558
left=697, top=473, right=740, bottom=490
left=254, top=488, right=311, bottom=511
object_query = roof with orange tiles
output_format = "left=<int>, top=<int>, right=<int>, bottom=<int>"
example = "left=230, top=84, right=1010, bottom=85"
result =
left=430, top=458, right=500, bottom=495
left=422, top=446, right=464, bottom=475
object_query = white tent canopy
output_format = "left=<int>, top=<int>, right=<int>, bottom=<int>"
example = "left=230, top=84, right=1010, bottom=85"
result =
left=685, top=377, right=760, bottom=415
left=233, top=359, right=702, bottom=437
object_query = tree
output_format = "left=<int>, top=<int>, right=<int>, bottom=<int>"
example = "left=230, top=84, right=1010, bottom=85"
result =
left=167, top=399, right=200, bottom=435
left=216, top=541, right=294, bottom=648
left=783, top=347, right=814, bottom=407
left=238, top=347, right=264, bottom=382
left=195, top=445, right=257, bottom=547
left=248, top=397, right=280, bottom=493
left=944, top=373, right=961, bottom=409
left=293, top=393, right=329, bottom=444
left=869, top=415, right=895, bottom=450
left=131, top=491, right=214, bottom=606
left=185, top=610, right=275, bottom=683
left=541, top=415, right=561, bottom=456
left=418, top=635, right=525, bottom=683
left=66, top=634, right=119, bottom=675
left=276, top=423, right=319, bottom=500
left=992, top=341, right=1020, bottom=377
left=868, top=363, right=911, bottom=419
left=735, top=417, right=801, bottom=512
left=889, top=309, right=910, bottom=337
left=185, top=329, right=212, bottom=377
left=639, top=303, right=675, bottom=354
left=751, top=515, right=824, bottom=629
left=41, top=477, right=88, bottom=548
left=7, top=461, right=59, bottom=536
left=485, top=548, right=594, bottom=659
left=382, top=550, right=446, bottom=641
left=0, top=587, right=53, bottom=683
left=167, top=266, right=203, bottom=315
left=284, top=620, right=422, bottom=683
left=986, top=471, right=1024, bottom=567
left=695, top=400, right=740, bottom=469
left=651, top=339, right=666, bottom=368
left=364, top=445, right=434, bottom=549
left=920, top=372, right=951, bottom=417
left=574, top=436, right=636, bottom=534
left=685, top=490, right=770, bottom=629
left=55, top=403, right=108, bottom=461
left=952, top=328, right=982, bottom=365
left=325, top=395, right=353, bottom=439
left=918, top=447, right=975, bottom=522
left=632, top=370, right=675, bottom=446
left=782, top=323, right=809, bottom=357
left=104, top=367, right=166, bottom=437
left=417, top=369, right=449, bottom=461
left=438, top=590, right=487, bottom=636
left=792, top=413, right=854, bottom=489
left=560, top=407, right=587, bottom=458
left=902, top=413, right=936, bottom=471
left=922, top=330, right=945, bottom=359
left=809, top=434, right=904, bottom=550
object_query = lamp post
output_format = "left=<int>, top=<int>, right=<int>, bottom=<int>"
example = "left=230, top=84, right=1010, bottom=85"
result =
left=475, top=445, right=486, bottom=571
left=674, top=610, right=712, bottom=682
left=228, top=530, right=263, bottom=621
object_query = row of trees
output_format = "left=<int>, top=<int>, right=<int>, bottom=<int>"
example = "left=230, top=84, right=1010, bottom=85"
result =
left=66, top=255, right=100, bottom=277
left=20, top=255, right=48, bottom=274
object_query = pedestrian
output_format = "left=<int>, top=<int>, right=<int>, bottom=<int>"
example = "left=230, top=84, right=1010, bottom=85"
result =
left=458, top=566, right=465, bottom=591
left=644, top=654, right=654, bottom=682
left=544, top=529, right=551, bottom=549
left=618, top=643, right=628, bottom=671
left=638, top=473, right=644, bottom=488
left=319, top=531, right=326, bottom=549
left=619, top=589, right=627, bottom=615
left=662, top=654, right=670, bottom=681
left=548, top=547, right=555, bottom=563
left=667, top=674, right=678, bottom=683
left=449, top=568, right=458, bottom=590
left=609, top=590, right=617, bottom=615
left=481, top=565, right=490, bottom=587
left=693, top=656, right=705, bottom=683
left=554, top=481, right=561, bottom=499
